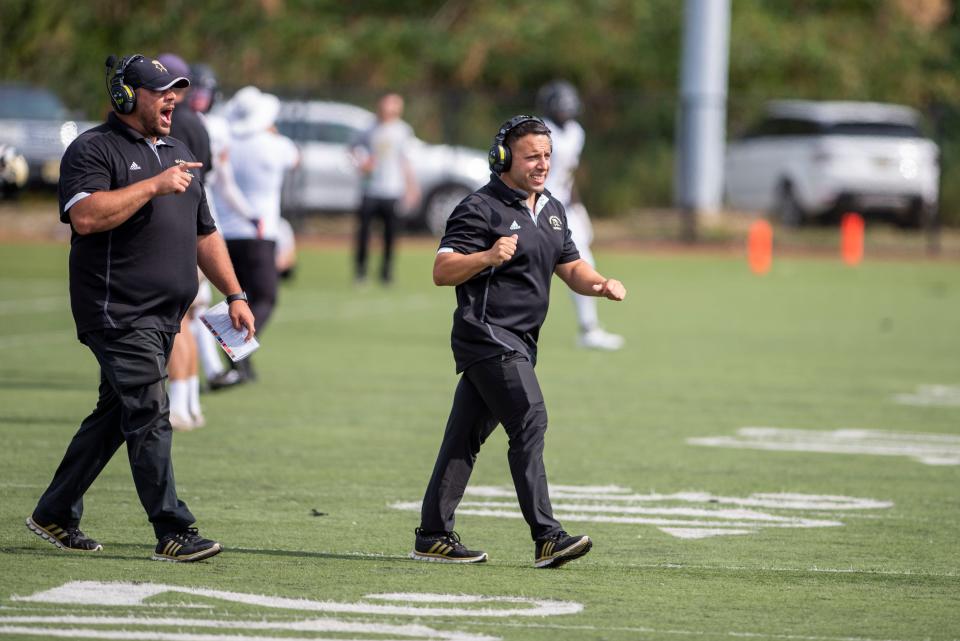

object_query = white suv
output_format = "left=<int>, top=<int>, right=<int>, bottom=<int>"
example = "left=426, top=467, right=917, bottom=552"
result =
left=275, top=100, right=490, bottom=234
left=724, top=100, right=939, bottom=226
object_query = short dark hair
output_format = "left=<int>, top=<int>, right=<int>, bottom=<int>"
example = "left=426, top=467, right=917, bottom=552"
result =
left=504, top=119, right=551, bottom=150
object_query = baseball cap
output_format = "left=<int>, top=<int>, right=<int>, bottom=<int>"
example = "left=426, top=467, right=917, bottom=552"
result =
left=124, top=55, right=190, bottom=91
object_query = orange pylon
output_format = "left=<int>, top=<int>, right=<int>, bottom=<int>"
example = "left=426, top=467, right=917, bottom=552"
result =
left=747, top=220, right=773, bottom=275
left=841, top=212, right=864, bottom=266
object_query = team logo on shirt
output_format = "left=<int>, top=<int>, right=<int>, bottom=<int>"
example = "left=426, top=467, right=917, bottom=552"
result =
left=509, top=220, right=521, bottom=231
left=548, top=215, right=563, bottom=231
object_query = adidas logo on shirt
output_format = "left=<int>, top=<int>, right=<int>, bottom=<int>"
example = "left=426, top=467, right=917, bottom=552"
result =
left=509, top=220, right=521, bottom=231
left=129, top=161, right=141, bottom=171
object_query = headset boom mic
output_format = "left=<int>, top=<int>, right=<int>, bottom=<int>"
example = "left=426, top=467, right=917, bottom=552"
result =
left=105, top=55, right=117, bottom=70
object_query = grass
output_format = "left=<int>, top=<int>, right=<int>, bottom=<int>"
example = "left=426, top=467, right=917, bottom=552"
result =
left=0, top=240, right=958, bottom=641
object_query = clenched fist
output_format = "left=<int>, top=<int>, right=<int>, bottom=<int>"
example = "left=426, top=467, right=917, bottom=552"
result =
left=487, top=234, right=518, bottom=267
left=153, top=162, right=203, bottom=196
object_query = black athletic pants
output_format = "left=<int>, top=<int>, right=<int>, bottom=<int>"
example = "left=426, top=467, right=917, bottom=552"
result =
left=355, top=196, right=397, bottom=283
left=33, top=328, right=195, bottom=539
left=419, top=351, right=563, bottom=541
left=226, top=238, right=278, bottom=333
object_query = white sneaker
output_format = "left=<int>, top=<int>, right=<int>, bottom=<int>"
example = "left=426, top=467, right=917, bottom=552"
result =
left=578, top=328, right=625, bottom=351
left=169, top=412, right=196, bottom=432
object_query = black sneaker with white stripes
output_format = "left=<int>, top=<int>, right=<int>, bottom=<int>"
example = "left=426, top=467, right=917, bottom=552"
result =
left=410, top=528, right=488, bottom=564
left=152, top=527, right=222, bottom=562
left=534, top=531, right=592, bottom=568
left=26, top=516, right=103, bottom=552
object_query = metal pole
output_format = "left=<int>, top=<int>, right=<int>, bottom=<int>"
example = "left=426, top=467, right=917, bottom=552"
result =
left=675, top=0, right=731, bottom=242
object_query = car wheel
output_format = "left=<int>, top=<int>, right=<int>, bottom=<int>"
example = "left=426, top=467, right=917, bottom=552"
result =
left=423, top=184, right=472, bottom=236
left=772, top=182, right=805, bottom=227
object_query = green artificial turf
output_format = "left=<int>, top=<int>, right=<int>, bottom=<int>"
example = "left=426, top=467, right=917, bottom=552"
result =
left=0, top=241, right=957, bottom=640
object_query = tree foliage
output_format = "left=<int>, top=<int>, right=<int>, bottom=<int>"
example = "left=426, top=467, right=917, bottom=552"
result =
left=2, top=0, right=959, bottom=221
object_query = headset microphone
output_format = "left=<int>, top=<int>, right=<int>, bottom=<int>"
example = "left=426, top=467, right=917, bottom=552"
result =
left=105, top=53, right=144, bottom=115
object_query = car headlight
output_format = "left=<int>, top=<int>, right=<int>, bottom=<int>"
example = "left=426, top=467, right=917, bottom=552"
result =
left=60, top=121, right=79, bottom=148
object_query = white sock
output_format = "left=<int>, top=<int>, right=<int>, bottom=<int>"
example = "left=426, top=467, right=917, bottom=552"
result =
left=191, top=316, right=226, bottom=378
left=187, top=375, right=202, bottom=418
left=168, top=380, right=190, bottom=419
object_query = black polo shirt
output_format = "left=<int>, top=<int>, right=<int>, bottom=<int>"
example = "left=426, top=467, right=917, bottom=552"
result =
left=439, top=174, right=580, bottom=373
left=169, top=105, right=212, bottom=179
left=58, top=112, right=217, bottom=337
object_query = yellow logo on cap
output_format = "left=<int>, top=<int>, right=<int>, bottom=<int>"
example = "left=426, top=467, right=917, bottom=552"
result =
left=152, top=60, right=168, bottom=73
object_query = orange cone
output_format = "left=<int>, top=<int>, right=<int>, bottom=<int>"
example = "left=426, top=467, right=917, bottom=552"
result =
left=841, top=212, right=864, bottom=266
left=747, top=220, right=773, bottom=275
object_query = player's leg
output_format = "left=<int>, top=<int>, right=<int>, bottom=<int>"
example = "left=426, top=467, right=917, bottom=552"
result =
left=468, top=351, right=592, bottom=567
left=29, top=354, right=124, bottom=552
left=567, top=203, right=624, bottom=351
left=413, top=374, right=495, bottom=563
left=380, top=198, right=398, bottom=285
left=167, top=318, right=195, bottom=431
left=355, top=196, right=376, bottom=284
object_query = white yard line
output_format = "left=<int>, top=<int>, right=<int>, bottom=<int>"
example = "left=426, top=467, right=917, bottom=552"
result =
left=13, top=582, right=583, bottom=618
left=0, top=615, right=497, bottom=641
left=480, top=621, right=918, bottom=641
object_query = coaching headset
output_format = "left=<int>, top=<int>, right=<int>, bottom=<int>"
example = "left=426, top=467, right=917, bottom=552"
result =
left=488, top=115, right=548, bottom=174
left=105, top=54, right=145, bottom=115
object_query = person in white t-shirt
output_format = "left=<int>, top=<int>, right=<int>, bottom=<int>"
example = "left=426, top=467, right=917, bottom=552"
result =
left=214, top=86, right=300, bottom=381
left=538, top=81, right=624, bottom=351
left=351, top=93, right=419, bottom=285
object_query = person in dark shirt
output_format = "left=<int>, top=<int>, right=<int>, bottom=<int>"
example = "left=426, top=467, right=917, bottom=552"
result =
left=157, top=52, right=214, bottom=429
left=26, top=54, right=255, bottom=563
left=411, top=116, right=626, bottom=568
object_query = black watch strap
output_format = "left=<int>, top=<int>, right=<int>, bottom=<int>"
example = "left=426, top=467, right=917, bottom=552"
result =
left=226, top=292, right=248, bottom=304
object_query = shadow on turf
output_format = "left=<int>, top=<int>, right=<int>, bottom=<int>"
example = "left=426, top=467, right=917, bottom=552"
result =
left=104, top=543, right=409, bottom=562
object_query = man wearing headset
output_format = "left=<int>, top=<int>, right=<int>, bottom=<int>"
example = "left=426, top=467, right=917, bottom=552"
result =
left=411, top=116, right=626, bottom=568
left=25, top=54, right=255, bottom=563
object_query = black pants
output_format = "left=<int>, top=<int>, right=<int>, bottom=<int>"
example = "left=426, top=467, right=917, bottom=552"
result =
left=420, top=352, right=562, bottom=541
left=355, top=196, right=397, bottom=282
left=226, top=238, right=278, bottom=334
left=33, top=328, right=195, bottom=539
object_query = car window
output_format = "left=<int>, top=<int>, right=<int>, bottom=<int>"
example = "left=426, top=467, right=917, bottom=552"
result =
left=0, top=86, right=69, bottom=120
left=823, top=122, right=922, bottom=138
left=276, top=120, right=359, bottom=144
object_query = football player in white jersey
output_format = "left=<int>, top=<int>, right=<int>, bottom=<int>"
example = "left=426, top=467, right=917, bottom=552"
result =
left=538, top=81, right=624, bottom=351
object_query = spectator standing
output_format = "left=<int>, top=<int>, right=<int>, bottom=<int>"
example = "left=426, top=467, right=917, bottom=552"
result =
left=350, top=93, right=419, bottom=286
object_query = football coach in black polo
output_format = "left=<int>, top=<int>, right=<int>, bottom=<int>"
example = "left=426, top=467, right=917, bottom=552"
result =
left=411, top=116, right=626, bottom=568
left=25, top=54, right=255, bottom=563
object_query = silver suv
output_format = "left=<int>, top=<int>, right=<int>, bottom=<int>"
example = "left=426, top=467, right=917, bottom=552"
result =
left=0, top=84, right=97, bottom=186
left=725, top=100, right=940, bottom=226
left=275, top=100, right=489, bottom=234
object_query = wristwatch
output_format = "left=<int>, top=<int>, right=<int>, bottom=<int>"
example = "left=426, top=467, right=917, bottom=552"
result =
left=225, top=292, right=248, bottom=304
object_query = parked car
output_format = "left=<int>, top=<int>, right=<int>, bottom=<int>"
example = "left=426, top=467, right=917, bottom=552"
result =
left=0, top=143, right=29, bottom=197
left=274, top=100, right=489, bottom=234
left=0, top=83, right=97, bottom=187
left=724, top=100, right=939, bottom=226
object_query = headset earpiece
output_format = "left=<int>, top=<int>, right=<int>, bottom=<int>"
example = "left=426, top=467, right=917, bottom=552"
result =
left=487, top=115, right=547, bottom=174
left=106, top=54, right=144, bottom=115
